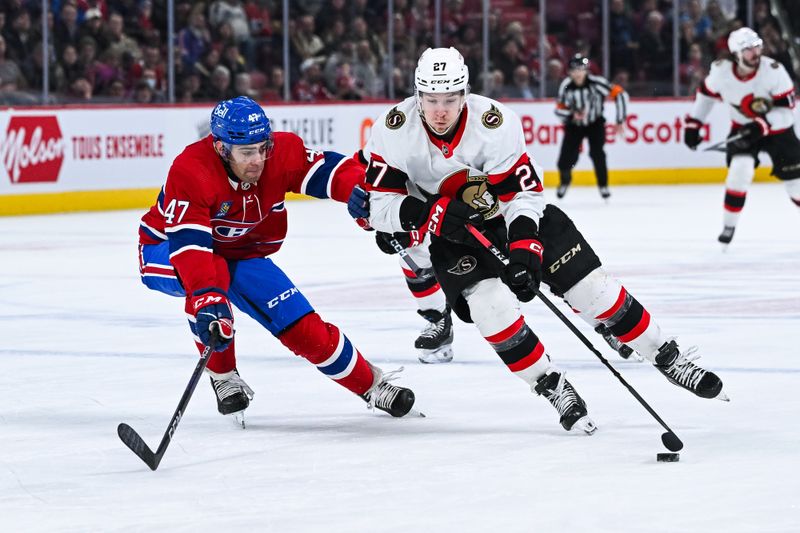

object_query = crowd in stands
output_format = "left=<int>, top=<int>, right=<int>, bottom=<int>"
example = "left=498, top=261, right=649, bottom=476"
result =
left=0, top=0, right=796, bottom=105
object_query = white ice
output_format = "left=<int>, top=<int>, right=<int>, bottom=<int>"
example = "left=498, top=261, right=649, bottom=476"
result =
left=1, top=184, right=798, bottom=532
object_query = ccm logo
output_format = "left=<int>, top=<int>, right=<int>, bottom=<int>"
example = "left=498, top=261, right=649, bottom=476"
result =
left=194, top=294, right=224, bottom=310
left=528, top=241, right=544, bottom=255
left=267, top=287, right=299, bottom=308
left=548, top=244, right=581, bottom=273
left=427, top=205, right=444, bottom=234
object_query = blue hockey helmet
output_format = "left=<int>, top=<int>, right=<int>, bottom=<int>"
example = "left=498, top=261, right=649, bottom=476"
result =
left=210, top=96, right=271, bottom=145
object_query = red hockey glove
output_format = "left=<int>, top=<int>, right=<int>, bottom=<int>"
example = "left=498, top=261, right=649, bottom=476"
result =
left=188, top=288, right=234, bottom=351
left=419, top=195, right=484, bottom=243
left=684, top=116, right=702, bottom=150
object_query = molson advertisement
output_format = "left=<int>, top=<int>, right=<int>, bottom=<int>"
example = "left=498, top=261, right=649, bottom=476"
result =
left=1, top=100, right=796, bottom=215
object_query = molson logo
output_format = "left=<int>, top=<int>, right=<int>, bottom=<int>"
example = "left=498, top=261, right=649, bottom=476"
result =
left=2, top=116, right=65, bottom=183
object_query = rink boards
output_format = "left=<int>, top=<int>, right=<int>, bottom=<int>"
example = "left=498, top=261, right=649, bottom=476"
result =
left=0, top=99, right=795, bottom=215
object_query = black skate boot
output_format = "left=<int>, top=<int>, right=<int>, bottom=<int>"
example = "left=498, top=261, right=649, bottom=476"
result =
left=599, top=186, right=611, bottom=200
left=718, top=225, right=735, bottom=244
left=556, top=184, right=569, bottom=199
left=534, top=370, right=597, bottom=434
left=654, top=340, right=727, bottom=400
left=361, top=365, right=418, bottom=417
left=594, top=324, right=640, bottom=361
left=208, top=368, right=254, bottom=416
left=415, top=306, right=454, bottom=364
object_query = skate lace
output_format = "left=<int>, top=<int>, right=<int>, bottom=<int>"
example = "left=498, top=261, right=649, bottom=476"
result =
left=545, top=373, right=578, bottom=416
left=212, top=372, right=255, bottom=401
left=664, top=346, right=705, bottom=390
left=420, top=318, right=446, bottom=340
left=365, top=367, right=404, bottom=411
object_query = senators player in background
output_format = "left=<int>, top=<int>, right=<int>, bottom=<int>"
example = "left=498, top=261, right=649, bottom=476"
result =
left=684, top=27, right=800, bottom=245
left=137, top=96, right=417, bottom=422
left=349, top=48, right=727, bottom=435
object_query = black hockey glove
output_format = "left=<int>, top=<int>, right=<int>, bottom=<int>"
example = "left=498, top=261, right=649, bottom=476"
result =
left=504, top=216, right=543, bottom=302
left=417, top=195, right=484, bottom=243
left=684, top=116, right=702, bottom=150
left=730, top=117, right=769, bottom=151
left=376, top=231, right=424, bottom=255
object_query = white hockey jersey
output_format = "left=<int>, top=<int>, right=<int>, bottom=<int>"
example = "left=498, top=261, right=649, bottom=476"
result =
left=690, top=56, right=796, bottom=133
left=362, top=94, right=546, bottom=234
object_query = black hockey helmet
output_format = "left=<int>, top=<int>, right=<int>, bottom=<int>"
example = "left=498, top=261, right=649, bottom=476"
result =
left=568, top=54, right=589, bottom=71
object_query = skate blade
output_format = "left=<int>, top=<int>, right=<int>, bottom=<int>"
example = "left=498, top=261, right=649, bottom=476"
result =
left=408, top=408, right=427, bottom=418
left=572, top=416, right=598, bottom=435
left=231, top=411, right=246, bottom=429
left=715, top=390, right=730, bottom=402
left=418, top=345, right=454, bottom=364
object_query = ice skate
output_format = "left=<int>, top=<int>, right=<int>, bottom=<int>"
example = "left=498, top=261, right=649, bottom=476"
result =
left=208, top=368, right=254, bottom=422
left=556, top=184, right=570, bottom=199
left=534, top=369, right=597, bottom=434
left=594, top=324, right=642, bottom=361
left=599, top=186, right=611, bottom=200
left=415, top=306, right=454, bottom=364
left=718, top=225, right=735, bottom=246
left=361, top=364, right=422, bottom=417
left=654, top=340, right=728, bottom=401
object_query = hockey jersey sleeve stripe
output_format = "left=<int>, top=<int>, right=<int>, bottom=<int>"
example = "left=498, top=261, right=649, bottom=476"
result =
left=488, top=153, right=543, bottom=201
left=699, top=81, right=721, bottom=99
left=140, top=221, right=167, bottom=241
left=169, top=243, right=213, bottom=260
left=166, top=223, right=212, bottom=234
left=366, top=153, right=409, bottom=193
left=300, top=151, right=347, bottom=199
left=167, top=228, right=213, bottom=257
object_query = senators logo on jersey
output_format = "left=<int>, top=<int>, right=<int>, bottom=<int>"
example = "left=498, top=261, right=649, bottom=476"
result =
left=481, top=105, right=503, bottom=129
left=438, top=169, right=500, bottom=219
left=385, top=107, right=406, bottom=130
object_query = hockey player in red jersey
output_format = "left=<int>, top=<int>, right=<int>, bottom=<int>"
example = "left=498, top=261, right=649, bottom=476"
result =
left=684, top=27, right=800, bottom=245
left=349, top=47, right=727, bottom=435
left=137, top=96, right=417, bottom=421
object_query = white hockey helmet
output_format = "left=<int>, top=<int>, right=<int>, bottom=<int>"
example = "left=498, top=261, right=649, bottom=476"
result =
left=414, top=47, right=470, bottom=94
left=727, top=27, right=763, bottom=55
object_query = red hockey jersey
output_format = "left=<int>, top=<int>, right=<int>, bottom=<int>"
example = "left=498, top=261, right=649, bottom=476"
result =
left=139, top=133, right=364, bottom=294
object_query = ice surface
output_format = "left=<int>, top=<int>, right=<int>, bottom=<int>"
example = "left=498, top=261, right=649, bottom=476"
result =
left=1, top=184, right=798, bottom=532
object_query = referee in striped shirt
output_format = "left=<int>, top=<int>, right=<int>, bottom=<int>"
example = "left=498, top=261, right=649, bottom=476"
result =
left=555, top=54, right=629, bottom=200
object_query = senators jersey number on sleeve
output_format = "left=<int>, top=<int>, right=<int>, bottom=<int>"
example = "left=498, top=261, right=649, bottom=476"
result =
left=488, top=154, right=543, bottom=201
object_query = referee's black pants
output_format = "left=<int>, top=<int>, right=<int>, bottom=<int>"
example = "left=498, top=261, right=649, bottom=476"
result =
left=557, top=120, right=608, bottom=188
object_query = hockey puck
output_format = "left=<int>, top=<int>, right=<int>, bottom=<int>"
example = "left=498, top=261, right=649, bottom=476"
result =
left=657, top=453, right=680, bottom=462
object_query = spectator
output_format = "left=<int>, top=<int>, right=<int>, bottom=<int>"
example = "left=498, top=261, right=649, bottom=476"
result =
left=53, top=43, right=82, bottom=92
left=261, top=65, right=285, bottom=101
left=682, top=0, right=711, bottom=42
left=208, top=0, right=251, bottom=45
left=290, top=14, right=325, bottom=62
left=505, top=64, right=535, bottom=99
left=494, top=38, right=524, bottom=84
left=352, top=39, right=379, bottom=98
left=4, top=10, right=38, bottom=63
left=760, top=22, right=795, bottom=80
left=221, top=42, right=246, bottom=78
left=131, top=78, right=156, bottom=104
left=390, top=66, right=413, bottom=99
left=292, top=59, right=332, bottom=101
left=105, top=78, right=126, bottom=102
left=177, top=72, right=201, bottom=102
left=67, top=76, right=93, bottom=101
left=638, top=10, right=672, bottom=86
left=105, top=12, right=141, bottom=61
left=334, top=63, right=363, bottom=100
left=485, top=68, right=505, bottom=99
left=234, top=71, right=258, bottom=99
left=194, top=47, right=221, bottom=88
left=205, top=64, right=234, bottom=101
left=350, top=16, right=385, bottom=62
left=609, top=0, right=637, bottom=76
left=706, top=0, right=731, bottom=42
left=178, top=8, right=211, bottom=73
left=54, top=1, right=81, bottom=55
left=79, top=8, right=106, bottom=47
left=0, top=34, right=25, bottom=90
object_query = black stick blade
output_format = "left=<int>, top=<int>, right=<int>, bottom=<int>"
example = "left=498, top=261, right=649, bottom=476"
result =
left=118, top=423, right=160, bottom=471
left=661, top=431, right=684, bottom=452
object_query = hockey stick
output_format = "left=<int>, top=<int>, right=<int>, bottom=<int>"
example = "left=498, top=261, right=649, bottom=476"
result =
left=378, top=233, right=423, bottom=275
left=117, top=330, right=219, bottom=470
left=465, top=224, right=684, bottom=452
left=702, top=132, right=746, bottom=152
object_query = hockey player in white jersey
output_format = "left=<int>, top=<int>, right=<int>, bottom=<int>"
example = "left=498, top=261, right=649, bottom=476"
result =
left=684, top=27, right=800, bottom=244
left=349, top=47, right=727, bottom=435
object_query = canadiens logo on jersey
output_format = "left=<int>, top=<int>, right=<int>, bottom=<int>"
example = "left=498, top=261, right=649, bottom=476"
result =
left=385, top=107, right=406, bottom=130
left=481, top=105, right=503, bottom=129
left=439, top=169, right=500, bottom=219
